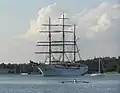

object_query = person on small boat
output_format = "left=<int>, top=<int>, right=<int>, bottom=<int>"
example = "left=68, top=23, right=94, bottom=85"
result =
left=73, top=79, right=77, bottom=83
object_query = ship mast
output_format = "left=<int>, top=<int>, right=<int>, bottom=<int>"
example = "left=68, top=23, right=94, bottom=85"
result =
left=58, top=13, right=69, bottom=62
left=36, top=17, right=52, bottom=64
left=73, top=24, right=76, bottom=62
left=48, top=17, right=52, bottom=64
left=35, top=13, right=78, bottom=64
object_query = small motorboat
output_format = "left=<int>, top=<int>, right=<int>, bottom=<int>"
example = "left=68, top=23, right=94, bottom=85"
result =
left=20, top=73, right=28, bottom=76
left=61, top=79, right=89, bottom=84
left=91, top=73, right=105, bottom=76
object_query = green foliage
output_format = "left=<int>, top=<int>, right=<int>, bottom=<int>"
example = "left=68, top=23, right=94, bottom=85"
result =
left=0, top=56, right=120, bottom=74
left=116, top=58, right=120, bottom=73
left=117, top=65, right=120, bottom=73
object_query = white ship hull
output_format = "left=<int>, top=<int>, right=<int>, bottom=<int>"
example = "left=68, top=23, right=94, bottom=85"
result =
left=37, top=63, right=88, bottom=76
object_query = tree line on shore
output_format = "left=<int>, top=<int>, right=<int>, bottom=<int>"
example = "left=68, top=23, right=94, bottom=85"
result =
left=0, top=56, right=120, bottom=74
left=81, top=56, right=120, bottom=73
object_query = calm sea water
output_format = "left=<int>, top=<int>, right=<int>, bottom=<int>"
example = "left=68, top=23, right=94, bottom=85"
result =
left=0, top=74, right=119, bottom=93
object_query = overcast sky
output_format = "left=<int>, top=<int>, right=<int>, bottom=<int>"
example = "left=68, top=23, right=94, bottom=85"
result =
left=0, top=0, right=120, bottom=63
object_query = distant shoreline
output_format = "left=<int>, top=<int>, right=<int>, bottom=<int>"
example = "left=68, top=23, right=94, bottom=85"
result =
left=0, top=56, right=119, bottom=74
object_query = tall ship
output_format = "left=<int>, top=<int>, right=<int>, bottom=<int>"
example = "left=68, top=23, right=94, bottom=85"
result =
left=30, top=14, right=88, bottom=76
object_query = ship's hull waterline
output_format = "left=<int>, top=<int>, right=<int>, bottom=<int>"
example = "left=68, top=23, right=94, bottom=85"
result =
left=37, top=63, right=88, bottom=76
